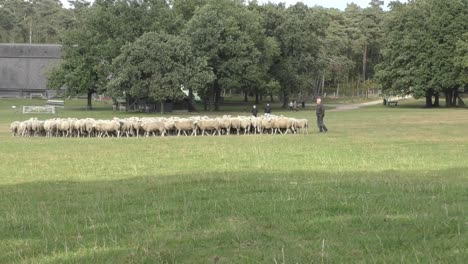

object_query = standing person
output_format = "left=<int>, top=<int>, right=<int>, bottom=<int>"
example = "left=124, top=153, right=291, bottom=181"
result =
left=316, top=98, right=328, bottom=133
left=252, top=105, right=258, bottom=117
left=264, top=103, right=271, bottom=116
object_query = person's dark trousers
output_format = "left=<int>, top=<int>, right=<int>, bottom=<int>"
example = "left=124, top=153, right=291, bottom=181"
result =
left=316, top=114, right=328, bottom=132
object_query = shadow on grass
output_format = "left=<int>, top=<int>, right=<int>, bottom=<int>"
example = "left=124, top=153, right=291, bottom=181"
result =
left=0, top=168, right=467, bottom=263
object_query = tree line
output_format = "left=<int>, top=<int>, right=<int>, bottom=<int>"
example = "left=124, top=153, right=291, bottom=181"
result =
left=1, top=0, right=467, bottom=110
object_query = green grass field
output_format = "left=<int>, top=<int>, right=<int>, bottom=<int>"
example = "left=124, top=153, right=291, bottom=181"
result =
left=0, top=98, right=467, bottom=263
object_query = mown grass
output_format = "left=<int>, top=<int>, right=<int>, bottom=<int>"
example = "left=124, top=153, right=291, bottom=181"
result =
left=0, top=98, right=467, bottom=263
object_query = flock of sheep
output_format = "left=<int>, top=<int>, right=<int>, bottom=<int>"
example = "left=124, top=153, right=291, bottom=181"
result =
left=10, top=115, right=309, bottom=138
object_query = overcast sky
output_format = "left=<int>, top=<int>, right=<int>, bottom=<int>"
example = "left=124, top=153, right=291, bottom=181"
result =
left=60, top=0, right=406, bottom=10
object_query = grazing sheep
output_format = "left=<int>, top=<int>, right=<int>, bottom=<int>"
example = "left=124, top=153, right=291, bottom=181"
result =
left=174, top=119, right=197, bottom=136
left=58, top=119, right=73, bottom=137
left=259, top=117, right=273, bottom=134
left=239, top=117, right=251, bottom=135
left=31, top=119, right=45, bottom=136
left=10, top=121, right=20, bottom=136
left=11, top=116, right=307, bottom=138
left=141, top=121, right=166, bottom=137
left=44, top=119, right=55, bottom=137
left=119, top=119, right=134, bottom=138
left=230, top=117, right=241, bottom=135
left=73, top=119, right=85, bottom=137
left=294, top=119, right=309, bottom=134
left=271, top=117, right=294, bottom=135
left=216, top=117, right=232, bottom=135
left=94, top=120, right=121, bottom=137
left=198, top=119, right=220, bottom=136
left=84, top=118, right=96, bottom=137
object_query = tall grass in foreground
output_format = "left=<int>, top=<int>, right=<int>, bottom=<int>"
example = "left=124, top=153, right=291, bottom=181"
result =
left=0, top=99, right=467, bottom=263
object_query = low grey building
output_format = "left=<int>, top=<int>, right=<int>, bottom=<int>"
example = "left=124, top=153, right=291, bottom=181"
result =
left=0, top=44, right=61, bottom=98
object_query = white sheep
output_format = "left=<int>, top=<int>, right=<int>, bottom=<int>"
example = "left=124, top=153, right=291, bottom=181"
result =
left=10, top=121, right=20, bottom=136
left=174, top=119, right=197, bottom=136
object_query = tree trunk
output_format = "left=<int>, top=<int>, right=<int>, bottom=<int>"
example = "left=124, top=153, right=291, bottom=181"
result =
left=445, top=89, right=453, bottom=107
left=452, top=89, right=458, bottom=106
left=86, top=91, right=93, bottom=110
left=160, top=100, right=164, bottom=115
left=363, top=43, right=367, bottom=82
left=209, top=95, right=213, bottom=111
left=244, top=91, right=248, bottom=102
left=282, top=90, right=288, bottom=108
left=270, top=93, right=274, bottom=102
left=188, top=88, right=196, bottom=112
left=29, top=19, right=32, bottom=44
left=214, top=84, right=221, bottom=111
left=336, top=83, right=340, bottom=97
left=321, top=74, right=325, bottom=96
left=425, top=94, right=433, bottom=108
left=255, top=93, right=259, bottom=104
left=433, top=92, right=440, bottom=107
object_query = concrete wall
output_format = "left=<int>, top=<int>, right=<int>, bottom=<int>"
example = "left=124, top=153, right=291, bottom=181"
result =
left=0, top=44, right=61, bottom=97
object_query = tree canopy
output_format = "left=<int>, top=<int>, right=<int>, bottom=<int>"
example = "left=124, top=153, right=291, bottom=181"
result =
left=1, top=0, right=464, bottom=109
left=106, top=31, right=214, bottom=112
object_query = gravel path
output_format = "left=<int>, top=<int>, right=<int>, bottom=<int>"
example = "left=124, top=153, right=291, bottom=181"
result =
left=329, top=99, right=383, bottom=112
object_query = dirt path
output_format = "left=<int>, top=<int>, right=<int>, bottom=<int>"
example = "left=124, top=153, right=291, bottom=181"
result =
left=328, top=99, right=383, bottom=112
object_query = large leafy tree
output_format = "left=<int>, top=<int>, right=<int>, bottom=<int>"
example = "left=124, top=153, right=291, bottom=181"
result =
left=106, top=32, right=214, bottom=113
left=454, top=33, right=468, bottom=88
left=185, top=0, right=263, bottom=110
left=274, top=3, right=325, bottom=106
left=48, top=0, right=172, bottom=109
left=245, top=1, right=281, bottom=104
left=318, top=8, right=353, bottom=97
left=376, top=0, right=468, bottom=107
left=0, top=0, right=71, bottom=43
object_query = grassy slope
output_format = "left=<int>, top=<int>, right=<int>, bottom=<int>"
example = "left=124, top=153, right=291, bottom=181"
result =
left=0, top=99, right=467, bottom=263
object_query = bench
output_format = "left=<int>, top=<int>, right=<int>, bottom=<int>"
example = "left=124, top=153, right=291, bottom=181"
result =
left=23, top=106, right=56, bottom=114
left=46, top=100, right=65, bottom=108
left=30, top=93, right=45, bottom=99
left=387, top=101, right=398, bottom=106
